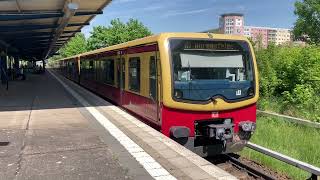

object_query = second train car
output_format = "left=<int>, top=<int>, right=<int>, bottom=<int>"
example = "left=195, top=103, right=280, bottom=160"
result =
left=54, top=33, right=259, bottom=156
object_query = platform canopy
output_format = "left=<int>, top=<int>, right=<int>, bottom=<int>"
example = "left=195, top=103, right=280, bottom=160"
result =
left=0, top=0, right=111, bottom=60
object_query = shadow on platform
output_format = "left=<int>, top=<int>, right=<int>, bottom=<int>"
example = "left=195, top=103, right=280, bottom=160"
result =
left=0, top=71, right=109, bottom=112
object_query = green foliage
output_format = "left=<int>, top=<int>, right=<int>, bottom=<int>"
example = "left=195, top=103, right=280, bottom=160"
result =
left=50, top=18, right=152, bottom=60
left=256, top=44, right=320, bottom=121
left=87, top=18, right=152, bottom=50
left=293, top=0, right=320, bottom=44
left=59, top=33, right=88, bottom=58
left=256, top=44, right=279, bottom=97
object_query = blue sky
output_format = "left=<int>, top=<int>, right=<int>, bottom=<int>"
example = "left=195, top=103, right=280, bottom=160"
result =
left=82, top=0, right=297, bottom=38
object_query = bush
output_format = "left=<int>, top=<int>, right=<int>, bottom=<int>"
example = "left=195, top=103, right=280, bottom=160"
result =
left=256, top=44, right=320, bottom=121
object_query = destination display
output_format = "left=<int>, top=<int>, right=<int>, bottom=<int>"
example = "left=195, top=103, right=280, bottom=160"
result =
left=183, top=41, right=241, bottom=51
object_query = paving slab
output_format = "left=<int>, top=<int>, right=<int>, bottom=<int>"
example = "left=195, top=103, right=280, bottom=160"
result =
left=23, top=129, right=106, bottom=155
left=0, top=129, right=25, bottom=158
left=16, top=147, right=131, bottom=180
left=0, top=156, right=19, bottom=180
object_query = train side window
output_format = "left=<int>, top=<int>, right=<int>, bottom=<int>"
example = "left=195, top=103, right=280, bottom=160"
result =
left=96, top=61, right=101, bottom=81
left=84, top=61, right=87, bottom=79
left=105, top=59, right=115, bottom=85
left=89, top=60, right=94, bottom=80
left=129, top=57, right=140, bottom=92
left=86, top=60, right=90, bottom=79
left=149, top=56, right=157, bottom=100
left=121, top=58, right=125, bottom=89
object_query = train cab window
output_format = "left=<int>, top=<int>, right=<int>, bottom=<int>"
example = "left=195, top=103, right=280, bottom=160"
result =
left=105, top=59, right=115, bottom=85
left=129, top=57, right=140, bottom=92
left=149, top=56, right=157, bottom=100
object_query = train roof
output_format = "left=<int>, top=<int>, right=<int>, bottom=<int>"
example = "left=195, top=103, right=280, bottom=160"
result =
left=57, top=32, right=250, bottom=61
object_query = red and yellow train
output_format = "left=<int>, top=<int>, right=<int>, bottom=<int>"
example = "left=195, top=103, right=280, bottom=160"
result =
left=53, top=33, right=259, bottom=156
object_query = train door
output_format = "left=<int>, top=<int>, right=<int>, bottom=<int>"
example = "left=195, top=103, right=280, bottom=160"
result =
left=146, top=54, right=160, bottom=124
left=119, top=52, right=126, bottom=105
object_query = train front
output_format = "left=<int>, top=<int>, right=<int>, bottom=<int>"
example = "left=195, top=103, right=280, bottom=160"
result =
left=160, top=34, right=259, bottom=156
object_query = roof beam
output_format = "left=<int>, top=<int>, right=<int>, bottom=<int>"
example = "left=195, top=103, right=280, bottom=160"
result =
left=0, top=11, right=103, bottom=21
left=24, top=47, right=48, bottom=50
left=45, top=2, right=78, bottom=59
left=9, top=34, right=74, bottom=40
left=0, top=22, right=87, bottom=32
left=9, top=36, right=53, bottom=42
left=75, top=11, right=103, bottom=16
left=10, top=40, right=51, bottom=47
left=64, top=30, right=81, bottom=33
left=0, top=30, right=81, bottom=37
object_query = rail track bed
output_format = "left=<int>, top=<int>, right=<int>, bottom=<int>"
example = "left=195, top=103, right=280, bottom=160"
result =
left=207, top=154, right=290, bottom=180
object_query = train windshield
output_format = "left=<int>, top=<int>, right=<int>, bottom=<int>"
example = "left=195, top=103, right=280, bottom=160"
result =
left=169, top=39, right=255, bottom=102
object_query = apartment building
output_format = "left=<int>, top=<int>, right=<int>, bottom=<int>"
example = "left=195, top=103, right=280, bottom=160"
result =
left=219, top=13, right=292, bottom=47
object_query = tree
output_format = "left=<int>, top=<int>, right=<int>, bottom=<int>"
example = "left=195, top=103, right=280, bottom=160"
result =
left=59, top=33, right=87, bottom=58
left=293, top=0, right=320, bottom=44
left=87, top=18, right=152, bottom=50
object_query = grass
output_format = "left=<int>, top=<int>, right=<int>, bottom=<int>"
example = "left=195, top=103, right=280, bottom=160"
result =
left=239, top=115, right=320, bottom=179
left=258, top=97, right=320, bottom=122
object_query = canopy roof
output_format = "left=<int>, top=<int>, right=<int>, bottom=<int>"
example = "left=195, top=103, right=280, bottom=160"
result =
left=0, top=0, right=111, bottom=60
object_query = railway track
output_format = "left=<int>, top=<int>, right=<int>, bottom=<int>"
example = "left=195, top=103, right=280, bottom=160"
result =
left=207, top=154, right=289, bottom=180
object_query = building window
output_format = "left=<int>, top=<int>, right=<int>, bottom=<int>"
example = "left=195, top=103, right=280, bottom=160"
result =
left=105, top=59, right=114, bottom=85
left=236, top=19, right=242, bottom=26
left=129, top=57, right=140, bottom=92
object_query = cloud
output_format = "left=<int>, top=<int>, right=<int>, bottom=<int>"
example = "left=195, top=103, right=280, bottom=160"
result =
left=103, top=3, right=165, bottom=16
left=113, top=0, right=137, bottom=4
left=142, top=5, right=164, bottom=11
left=162, top=8, right=211, bottom=18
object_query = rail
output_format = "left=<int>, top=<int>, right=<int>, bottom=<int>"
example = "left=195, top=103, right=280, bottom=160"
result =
left=1, top=68, right=8, bottom=90
left=257, top=110, right=320, bottom=129
left=246, top=142, right=320, bottom=180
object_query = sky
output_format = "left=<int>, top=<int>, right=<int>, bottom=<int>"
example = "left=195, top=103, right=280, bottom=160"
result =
left=82, top=0, right=298, bottom=38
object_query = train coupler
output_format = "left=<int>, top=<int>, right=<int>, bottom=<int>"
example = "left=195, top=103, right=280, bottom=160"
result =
left=206, top=123, right=234, bottom=149
left=206, top=123, right=234, bottom=141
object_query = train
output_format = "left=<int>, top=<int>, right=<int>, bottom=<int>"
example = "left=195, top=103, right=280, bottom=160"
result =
left=52, top=33, right=259, bottom=156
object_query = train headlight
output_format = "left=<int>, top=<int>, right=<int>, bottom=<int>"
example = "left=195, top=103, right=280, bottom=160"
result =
left=174, top=90, right=183, bottom=99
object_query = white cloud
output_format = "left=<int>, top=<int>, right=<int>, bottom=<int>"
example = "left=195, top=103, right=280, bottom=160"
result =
left=162, top=8, right=211, bottom=18
left=113, top=0, right=137, bottom=4
left=142, top=5, right=164, bottom=11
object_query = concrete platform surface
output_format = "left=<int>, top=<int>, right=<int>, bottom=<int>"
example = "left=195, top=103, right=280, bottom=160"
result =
left=0, top=70, right=236, bottom=180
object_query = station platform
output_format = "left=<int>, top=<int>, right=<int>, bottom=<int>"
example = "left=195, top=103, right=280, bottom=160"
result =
left=0, top=70, right=236, bottom=180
